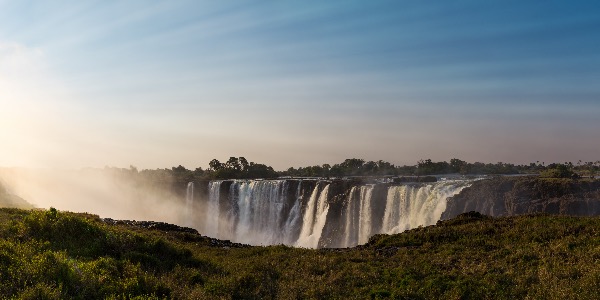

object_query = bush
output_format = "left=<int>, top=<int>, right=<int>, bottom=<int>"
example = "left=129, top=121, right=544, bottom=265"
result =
left=2, top=208, right=600, bottom=298
left=540, top=164, right=579, bottom=179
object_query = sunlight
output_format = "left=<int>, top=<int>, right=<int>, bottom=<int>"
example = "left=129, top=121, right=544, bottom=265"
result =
left=0, top=41, right=74, bottom=168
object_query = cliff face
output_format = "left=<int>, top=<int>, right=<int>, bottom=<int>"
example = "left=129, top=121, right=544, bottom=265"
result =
left=442, top=177, right=600, bottom=220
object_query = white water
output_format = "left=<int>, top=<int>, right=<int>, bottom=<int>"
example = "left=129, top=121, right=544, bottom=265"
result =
left=296, top=184, right=330, bottom=248
left=201, top=179, right=471, bottom=248
left=296, top=183, right=321, bottom=246
left=185, top=182, right=194, bottom=227
left=341, top=185, right=375, bottom=247
left=357, top=185, right=374, bottom=245
left=342, top=186, right=358, bottom=247
left=205, top=181, right=221, bottom=237
left=229, top=180, right=294, bottom=245
left=381, top=180, right=472, bottom=235
left=283, top=180, right=303, bottom=245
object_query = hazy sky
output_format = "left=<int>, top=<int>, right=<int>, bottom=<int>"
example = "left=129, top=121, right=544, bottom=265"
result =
left=1, top=1, right=599, bottom=170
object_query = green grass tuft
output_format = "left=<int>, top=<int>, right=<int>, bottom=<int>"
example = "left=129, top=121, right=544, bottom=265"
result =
left=0, top=208, right=600, bottom=298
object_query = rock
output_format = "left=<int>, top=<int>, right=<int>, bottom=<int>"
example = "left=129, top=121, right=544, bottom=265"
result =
left=393, top=176, right=437, bottom=183
left=102, top=218, right=199, bottom=234
left=442, top=177, right=600, bottom=220
left=101, top=218, right=250, bottom=248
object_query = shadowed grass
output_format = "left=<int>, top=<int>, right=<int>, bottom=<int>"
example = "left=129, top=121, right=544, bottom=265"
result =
left=0, top=208, right=599, bottom=299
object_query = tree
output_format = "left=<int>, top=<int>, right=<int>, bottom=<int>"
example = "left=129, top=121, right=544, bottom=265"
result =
left=172, top=165, right=193, bottom=182
left=321, top=164, right=331, bottom=178
left=417, top=159, right=434, bottom=175
left=540, top=164, right=579, bottom=179
left=193, top=167, right=205, bottom=178
left=449, top=159, right=466, bottom=173
left=226, top=157, right=241, bottom=171
left=338, top=158, right=365, bottom=176
left=209, top=159, right=223, bottom=171
left=239, top=157, right=249, bottom=172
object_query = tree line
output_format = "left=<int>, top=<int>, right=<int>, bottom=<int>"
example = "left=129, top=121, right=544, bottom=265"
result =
left=100, top=158, right=600, bottom=182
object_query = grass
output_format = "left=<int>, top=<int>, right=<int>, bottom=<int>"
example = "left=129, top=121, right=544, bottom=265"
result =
left=0, top=208, right=600, bottom=299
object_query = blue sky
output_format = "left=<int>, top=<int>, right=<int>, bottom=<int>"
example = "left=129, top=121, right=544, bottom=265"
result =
left=1, top=1, right=599, bottom=169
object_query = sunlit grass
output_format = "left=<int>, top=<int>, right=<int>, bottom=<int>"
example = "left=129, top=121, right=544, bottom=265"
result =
left=0, top=208, right=599, bottom=299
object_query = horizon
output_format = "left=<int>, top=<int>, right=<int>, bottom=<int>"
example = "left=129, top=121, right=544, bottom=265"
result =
left=1, top=1, right=599, bottom=170
left=0, top=156, right=592, bottom=174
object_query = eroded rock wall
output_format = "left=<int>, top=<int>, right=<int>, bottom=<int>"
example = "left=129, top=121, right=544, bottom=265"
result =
left=442, top=177, right=600, bottom=220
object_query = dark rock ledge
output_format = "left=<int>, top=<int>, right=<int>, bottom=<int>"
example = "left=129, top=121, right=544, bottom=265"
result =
left=101, top=218, right=249, bottom=248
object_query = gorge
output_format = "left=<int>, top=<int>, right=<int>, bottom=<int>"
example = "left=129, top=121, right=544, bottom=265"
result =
left=3, top=169, right=599, bottom=249
left=182, top=176, right=600, bottom=248
left=184, top=178, right=473, bottom=248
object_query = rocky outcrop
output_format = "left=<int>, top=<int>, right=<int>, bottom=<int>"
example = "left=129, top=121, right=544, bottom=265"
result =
left=102, top=218, right=249, bottom=248
left=102, top=218, right=200, bottom=234
left=442, top=177, right=600, bottom=220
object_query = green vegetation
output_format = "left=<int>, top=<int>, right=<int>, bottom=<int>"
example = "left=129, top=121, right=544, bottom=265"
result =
left=540, top=164, right=580, bottom=179
left=281, top=158, right=599, bottom=178
left=98, top=158, right=600, bottom=182
left=1, top=208, right=600, bottom=298
left=0, top=182, right=33, bottom=209
left=284, top=158, right=401, bottom=177
left=207, top=157, right=278, bottom=180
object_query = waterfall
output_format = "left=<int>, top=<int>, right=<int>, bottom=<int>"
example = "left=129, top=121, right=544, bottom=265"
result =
left=381, top=180, right=472, bottom=234
left=199, top=179, right=472, bottom=248
left=296, top=184, right=330, bottom=248
left=205, top=181, right=221, bottom=237
left=283, top=180, right=303, bottom=244
left=185, top=182, right=194, bottom=227
left=357, top=185, right=375, bottom=245
left=296, top=183, right=321, bottom=245
left=229, top=180, right=291, bottom=245
left=342, top=186, right=358, bottom=248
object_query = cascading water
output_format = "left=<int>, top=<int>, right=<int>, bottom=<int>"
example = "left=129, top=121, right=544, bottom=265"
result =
left=381, top=180, right=472, bottom=235
left=185, top=182, right=194, bottom=227
left=198, top=179, right=472, bottom=248
left=283, top=180, right=303, bottom=245
left=205, top=181, right=221, bottom=238
left=357, top=185, right=374, bottom=245
left=341, top=185, right=375, bottom=247
left=296, top=184, right=330, bottom=248
left=230, top=180, right=290, bottom=245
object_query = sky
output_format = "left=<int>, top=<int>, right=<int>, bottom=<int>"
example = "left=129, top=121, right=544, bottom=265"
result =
left=1, top=0, right=599, bottom=170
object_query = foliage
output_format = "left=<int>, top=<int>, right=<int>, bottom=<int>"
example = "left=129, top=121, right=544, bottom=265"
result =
left=540, top=164, right=580, bottom=179
left=96, top=158, right=600, bottom=181
left=206, top=157, right=278, bottom=179
left=284, top=159, right=404, bottom=177
left=1, top=208, right=600, bottom=298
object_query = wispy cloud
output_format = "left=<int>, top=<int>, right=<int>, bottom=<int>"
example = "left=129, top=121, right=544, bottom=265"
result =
left=0, top=1, right=599, bottom=169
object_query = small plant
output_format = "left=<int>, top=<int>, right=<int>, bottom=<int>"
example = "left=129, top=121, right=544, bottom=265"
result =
left=46, top=207, right=58, bottom=220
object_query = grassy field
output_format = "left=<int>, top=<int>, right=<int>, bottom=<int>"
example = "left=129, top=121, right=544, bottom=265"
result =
left=0, top=208, right=599, bottom=299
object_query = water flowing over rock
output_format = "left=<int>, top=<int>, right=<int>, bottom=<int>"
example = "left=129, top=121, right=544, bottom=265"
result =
left=204, top=181, right=221, bottom=237
left=184, top=182, right=194, bottom=227
left=296, top=183, right=330, bottom=248
left=382, top=181, right=472, bottom=234
left=187, top=179, right=471, bottom=248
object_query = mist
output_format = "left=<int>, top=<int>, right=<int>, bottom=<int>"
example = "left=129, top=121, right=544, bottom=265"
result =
left=0, top=167, right=204, bottom=227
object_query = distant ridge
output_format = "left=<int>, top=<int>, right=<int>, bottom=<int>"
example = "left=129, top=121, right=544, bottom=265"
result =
left=0, top=182, right=33, bottom=209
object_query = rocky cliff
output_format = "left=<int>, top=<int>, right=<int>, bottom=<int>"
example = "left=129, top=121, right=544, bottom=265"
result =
left=442, top=176, right=600, bottom=220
